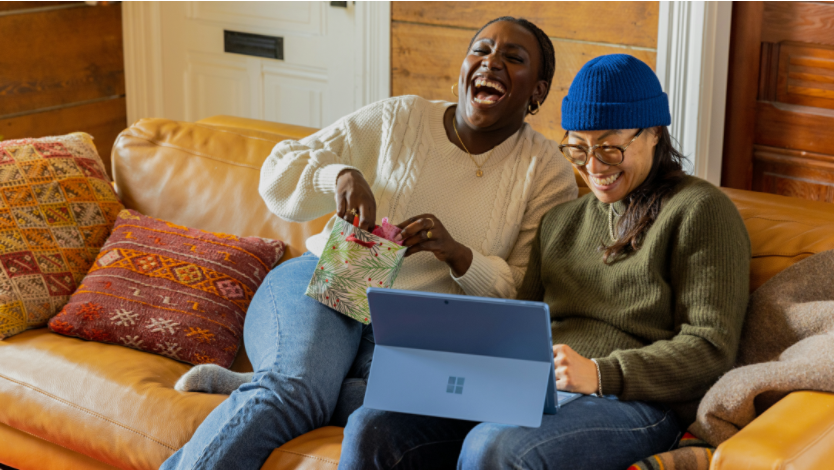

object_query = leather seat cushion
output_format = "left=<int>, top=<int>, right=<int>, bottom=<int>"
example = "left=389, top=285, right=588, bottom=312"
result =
left=0, top=328, right=344, bottom=470
left=0, top=328, right=218, bottom=469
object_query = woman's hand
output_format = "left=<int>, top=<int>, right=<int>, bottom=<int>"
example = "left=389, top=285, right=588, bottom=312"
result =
left=336, top=169, right=376, bottom=232
left=395, top=214, right=473, bottom=277
left=553, top=344, right=599, bottom=395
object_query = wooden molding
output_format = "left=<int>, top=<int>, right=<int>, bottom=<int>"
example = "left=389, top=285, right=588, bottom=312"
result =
left=720, top=1, right=763, bottom=190
left=753, top=145, right=834, bottom=202
left=355, top=1, right=391, bottom=105
left=656, top=1, right=733, bottom=186
left=122, top=1, right=164, bottom=125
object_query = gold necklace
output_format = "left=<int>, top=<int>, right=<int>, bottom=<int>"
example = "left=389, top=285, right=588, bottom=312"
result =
left=452, top=118, right=496, bottom=177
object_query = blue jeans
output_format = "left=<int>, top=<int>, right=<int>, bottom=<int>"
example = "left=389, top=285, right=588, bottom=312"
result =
left=162, top=253, right=373, bottom=470
left=339, top=396, right=681, bottom=470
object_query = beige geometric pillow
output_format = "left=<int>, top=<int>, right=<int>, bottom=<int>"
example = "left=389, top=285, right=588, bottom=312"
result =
left=0, top=133, right=123, bottom=339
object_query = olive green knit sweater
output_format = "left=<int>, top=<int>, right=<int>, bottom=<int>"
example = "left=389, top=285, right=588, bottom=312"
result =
left=518, top=176, right=751, bottom=426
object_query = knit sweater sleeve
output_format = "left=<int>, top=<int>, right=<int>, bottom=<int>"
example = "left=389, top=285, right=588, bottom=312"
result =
left=515, top=221, right=545, bottom=302
left=594, top=189, right=751, bottom=403
left=453, top=149, right=577, bottom=299
left=258, top=99, right=392, bottom=223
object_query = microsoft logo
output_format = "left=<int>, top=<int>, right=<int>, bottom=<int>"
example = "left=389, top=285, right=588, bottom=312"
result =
left=447, top=376, right=465, bottom=394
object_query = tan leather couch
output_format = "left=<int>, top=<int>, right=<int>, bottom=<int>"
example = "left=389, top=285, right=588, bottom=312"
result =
left=1, top=116, right=833, bottom=470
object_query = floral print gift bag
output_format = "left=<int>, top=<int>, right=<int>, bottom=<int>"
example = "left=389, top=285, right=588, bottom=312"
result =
left=305, top=217, right=407, bottom=324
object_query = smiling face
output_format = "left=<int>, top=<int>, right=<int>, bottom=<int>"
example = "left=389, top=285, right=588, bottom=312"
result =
left=568, top=128, right=660, bottom=203
left=458, top=21, right=548, bottom=131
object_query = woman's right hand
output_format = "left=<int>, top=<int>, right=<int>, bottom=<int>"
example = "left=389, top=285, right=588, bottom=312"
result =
left=336, top=169, right=377, bottom=232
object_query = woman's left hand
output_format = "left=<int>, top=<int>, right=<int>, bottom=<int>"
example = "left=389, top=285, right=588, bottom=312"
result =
left=395, top=214, right=473, bottom=276
left=553, top=344, right=600, bottom=395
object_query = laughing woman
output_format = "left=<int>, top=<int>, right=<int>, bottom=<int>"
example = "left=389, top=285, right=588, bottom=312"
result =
left=161, top=17, right=577, bottom=470
left=338, top=55, right=751, bottom=470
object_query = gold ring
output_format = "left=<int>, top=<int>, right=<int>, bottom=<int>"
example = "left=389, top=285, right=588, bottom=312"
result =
left=426, top=230, right=433, bottom=239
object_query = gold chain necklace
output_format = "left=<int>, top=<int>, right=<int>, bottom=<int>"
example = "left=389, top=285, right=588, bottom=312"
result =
left=453, top=118, right=496, bottom=178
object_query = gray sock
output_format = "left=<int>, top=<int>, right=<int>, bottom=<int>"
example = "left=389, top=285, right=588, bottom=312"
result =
left=174, top=364, right=254, bottom=394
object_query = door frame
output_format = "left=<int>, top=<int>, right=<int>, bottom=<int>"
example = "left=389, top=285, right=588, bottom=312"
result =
left=656, top=1, right=733, bottom=186
left=122, top=1, right=391, bottom=125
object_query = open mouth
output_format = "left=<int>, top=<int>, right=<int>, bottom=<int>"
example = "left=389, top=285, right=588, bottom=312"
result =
left=471, top=77, right=507, bottom=105
left=590, top=172, right=622, bottom=188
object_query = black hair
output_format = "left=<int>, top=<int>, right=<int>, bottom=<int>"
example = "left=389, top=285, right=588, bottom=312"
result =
left=603, top=127, right=687, bottom=263
left=468, top=16, right=556, bottom=103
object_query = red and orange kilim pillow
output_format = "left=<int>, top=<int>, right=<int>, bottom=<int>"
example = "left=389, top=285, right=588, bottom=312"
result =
left=0, top=133, right=123, bottom=340
left=48, top=209, right=285, bottom=367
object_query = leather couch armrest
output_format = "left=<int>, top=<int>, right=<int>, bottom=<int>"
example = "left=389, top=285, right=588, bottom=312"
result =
left=712, top=391, right=834, bottom=469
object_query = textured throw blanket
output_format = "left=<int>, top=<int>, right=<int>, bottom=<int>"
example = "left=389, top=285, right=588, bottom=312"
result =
left=630, top=249, right=834, bottom=470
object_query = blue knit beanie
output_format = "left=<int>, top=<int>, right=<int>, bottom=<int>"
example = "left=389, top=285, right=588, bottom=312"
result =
left=561, top=54, right=671, bottom=131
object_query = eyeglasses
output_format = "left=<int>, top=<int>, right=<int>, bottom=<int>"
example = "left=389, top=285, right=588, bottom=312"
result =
left=558, top=129, right=644, bottom=166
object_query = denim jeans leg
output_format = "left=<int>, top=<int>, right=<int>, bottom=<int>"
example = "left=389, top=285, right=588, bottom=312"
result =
left=330, top=323, right=375, bottom=427
left=339, top=406, right=478, bottom=470
left=161, top=253, right=363, bottom=470
left=458, top=395, right=681, bottom=470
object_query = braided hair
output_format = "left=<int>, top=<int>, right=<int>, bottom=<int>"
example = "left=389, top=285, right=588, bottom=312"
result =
left=468, top=17, right=556, bottom=104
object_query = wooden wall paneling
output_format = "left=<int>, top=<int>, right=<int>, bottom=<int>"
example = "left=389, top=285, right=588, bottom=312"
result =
left=762, top=1, right=834, bottom=46
left=720, top=1, right=763, bottom=190
left=754, top=101, right=834, bottom=156
left=0, top=2, right=79, bottom=12
left=0, top=4, right=125, bottom=115
left=775, top=42, right=834, bottom=110
left=752, top=145, right=834, bottom=202
left=758, top=42, right=780, bottom=101
left=0, top=98, right=127, bottom=176
left=391, top=21, right=656, bottom=142
left=392, top=1, right=659, bottom=48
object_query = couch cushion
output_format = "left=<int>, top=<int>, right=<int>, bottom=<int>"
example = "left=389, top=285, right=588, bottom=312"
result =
left=0, top=328, right=345, bottom=470
left=0, top=133, right=124, bottom=340
left=47, top=209, right=285, bottom=368
left=0, top=328, right=215, bottom=470
left=112, top=118, right=330, bottom=262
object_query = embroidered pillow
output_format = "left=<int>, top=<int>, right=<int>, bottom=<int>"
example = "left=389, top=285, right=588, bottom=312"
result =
left=48, top=210, right=284, bottom=367
left=0, top=133, right=123, bottom=340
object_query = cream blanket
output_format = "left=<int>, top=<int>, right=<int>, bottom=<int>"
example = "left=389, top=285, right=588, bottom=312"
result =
left=689, top=249, right=834, bottom=446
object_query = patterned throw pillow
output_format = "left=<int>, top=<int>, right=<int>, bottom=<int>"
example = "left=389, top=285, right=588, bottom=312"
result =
left=48, top=210, right=285, bottom=367
left=0, top=133, right=123, bottom=340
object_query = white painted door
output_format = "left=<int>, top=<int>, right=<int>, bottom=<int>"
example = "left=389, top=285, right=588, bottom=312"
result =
left=145, top=1, right=384, bottom=128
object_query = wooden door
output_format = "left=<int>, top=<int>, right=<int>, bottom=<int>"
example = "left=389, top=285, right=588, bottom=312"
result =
left=722, top=2, right=834, bottom=202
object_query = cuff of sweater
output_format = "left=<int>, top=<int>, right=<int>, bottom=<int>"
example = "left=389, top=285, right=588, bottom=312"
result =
left=451, top=249, right=496, bottom=297
left=594, top=357, right=624, bottom=397
left=313, top=164, right=357, bottom=194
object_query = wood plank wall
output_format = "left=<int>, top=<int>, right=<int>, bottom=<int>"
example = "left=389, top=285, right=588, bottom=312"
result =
left=0, top=1, right=126, bottom=176
left=391, top=2, right=659, bottom=141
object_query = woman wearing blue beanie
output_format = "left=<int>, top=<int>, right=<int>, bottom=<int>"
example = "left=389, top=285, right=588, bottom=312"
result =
left=341, top=54, right=752, bottom=470
left=455, top=54, right=751, bottom=468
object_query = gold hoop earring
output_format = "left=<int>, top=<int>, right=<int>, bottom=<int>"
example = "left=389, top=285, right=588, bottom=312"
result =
left=528, top=100, right=541, bottom=115
left=451, top=84, right=458, bottom=97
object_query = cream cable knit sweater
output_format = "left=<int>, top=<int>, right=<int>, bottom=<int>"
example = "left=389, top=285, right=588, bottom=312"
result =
left=259, top=96, right=577, bottom=298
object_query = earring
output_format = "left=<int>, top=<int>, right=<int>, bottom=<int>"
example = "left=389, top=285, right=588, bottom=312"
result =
left=528, top=100, right=542, bottom=115
left=451, top=84, right=458, bottom=97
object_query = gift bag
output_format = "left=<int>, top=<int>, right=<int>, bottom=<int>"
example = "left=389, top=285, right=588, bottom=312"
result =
left=306, top=217, right=407, bottom=324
